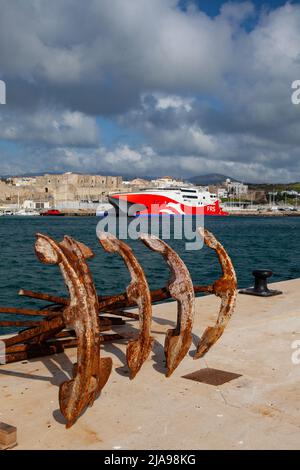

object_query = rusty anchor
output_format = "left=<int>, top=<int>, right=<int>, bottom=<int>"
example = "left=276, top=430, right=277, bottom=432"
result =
left=193, top=227, right=237, bottom=359
left=140, top=234, right=195, bottom=377
left=0, top=226, right=237, bottom=428
left=35, top=233, right=112, bottom=428
left=98, top=232, right=153, bottom=379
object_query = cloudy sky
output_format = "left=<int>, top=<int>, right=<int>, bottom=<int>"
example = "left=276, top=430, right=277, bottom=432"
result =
left=0, top=0, right=300, bottom=182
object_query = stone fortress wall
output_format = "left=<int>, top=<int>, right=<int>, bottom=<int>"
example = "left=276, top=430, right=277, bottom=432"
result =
left=0, top=173, right=123, bottom=205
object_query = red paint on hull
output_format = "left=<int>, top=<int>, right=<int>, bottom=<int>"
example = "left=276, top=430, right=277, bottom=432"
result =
left=109, top=192, right=228, bottom=216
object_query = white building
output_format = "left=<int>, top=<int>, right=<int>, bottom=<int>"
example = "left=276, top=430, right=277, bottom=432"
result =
left=224, top=178, right=248, bottom=196
left=23, top=200, right=50, bottom=210
left=151, top=176, right=189, bottom=188
left=11, top=177, right=37, bottom=187
left=282, top=190, right=300, bottom=196
left=217, top=188, right=228, bottom=198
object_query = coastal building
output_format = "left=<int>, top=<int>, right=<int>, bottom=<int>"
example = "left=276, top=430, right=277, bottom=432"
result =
left=23, top=200, right=50, bottom=210
left=282, top=190, right=300, bottom=196
left=0, top=172, right=123, bottom=207
left=224, top=178, right=248, bottom=196
left=217, top=188, right=228, bottom=199
left=0, top=181, right=14, bottom=201
left=35, top=173, right=122, bottom=192
left=123, top=178, right=151, bottom=188
left=9, top=177, right=37, bottom=187
left=151, top=176, right=189, bottom=187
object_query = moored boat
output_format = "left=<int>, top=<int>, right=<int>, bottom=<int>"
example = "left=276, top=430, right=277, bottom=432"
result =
left=108, top=187, right=228, bottom=216
left=15, top=209, right=40, bottom=216
left=40, top=209, right=65, bottom=216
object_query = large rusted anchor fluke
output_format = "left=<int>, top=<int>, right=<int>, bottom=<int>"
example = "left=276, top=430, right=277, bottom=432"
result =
left=98, top=233, right=153, bottom=379
left=194, top=227, right=237, bottom=360
left=140, top=234, right=195, bottom=377
left=35, top=233, right=112, bottom=428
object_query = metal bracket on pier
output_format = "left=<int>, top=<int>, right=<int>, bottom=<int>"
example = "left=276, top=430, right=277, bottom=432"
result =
left=239, top=269, right=282, bottom=297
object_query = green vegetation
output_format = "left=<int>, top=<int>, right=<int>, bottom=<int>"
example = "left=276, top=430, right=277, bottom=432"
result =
left=249, top=182, right=300, bottom=192
left=221, top=198, right=246, bottom=203
left=274, top=194, right=299, bottom=206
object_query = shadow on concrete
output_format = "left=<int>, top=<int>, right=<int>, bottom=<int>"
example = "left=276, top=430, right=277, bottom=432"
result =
left=0, top=352, right=73, bottom=386
left=41, top=354, right=73, bottom=386
left=53, top=408, right=66, bottom=426
left=151, top=314, right=175, bottom=327
left=189, top=332, right=201, bottom=357
left=151, top=338, right=167, bottom=375
left=0, top=312, right=173, bottom=384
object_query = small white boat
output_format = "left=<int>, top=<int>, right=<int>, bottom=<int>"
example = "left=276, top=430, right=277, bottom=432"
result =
left=96, top=203, right=114, bottom=217
left=15, top=209, right=40, bottom=216
left=2, top=210, right=14, bottom=216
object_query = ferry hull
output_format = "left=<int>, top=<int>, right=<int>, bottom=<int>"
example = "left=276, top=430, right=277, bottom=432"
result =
left=109, top=193, right=228, bottom=216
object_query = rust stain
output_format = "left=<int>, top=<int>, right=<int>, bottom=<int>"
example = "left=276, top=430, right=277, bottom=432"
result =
left=251, top=404, right=281, bottom=418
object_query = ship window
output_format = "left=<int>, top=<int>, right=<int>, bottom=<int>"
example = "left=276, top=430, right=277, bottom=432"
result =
left=183, top=195, right=198, bottom=199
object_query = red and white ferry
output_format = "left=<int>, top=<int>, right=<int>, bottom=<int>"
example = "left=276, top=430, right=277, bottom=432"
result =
left=108, top=187, right=228, bottom=216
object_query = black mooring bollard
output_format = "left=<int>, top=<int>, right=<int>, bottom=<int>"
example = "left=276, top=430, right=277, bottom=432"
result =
left=239, top=269, right=282, bottom=297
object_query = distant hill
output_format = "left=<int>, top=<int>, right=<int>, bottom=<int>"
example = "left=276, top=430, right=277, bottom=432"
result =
left=188, top=173, right=239, bottom=185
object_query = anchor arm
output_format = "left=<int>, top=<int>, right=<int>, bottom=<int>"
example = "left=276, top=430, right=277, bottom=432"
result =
left=98, top=233, right=153, bottom=379
left=194, top=227, right=237, bottom=359
left=140, top=234, right=195, bottom=377
left=35, top=233, right=112, bottom=428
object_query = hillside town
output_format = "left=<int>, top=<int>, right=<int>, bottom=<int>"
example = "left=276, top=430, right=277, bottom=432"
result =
left=0, top=172, right=299, bottom=215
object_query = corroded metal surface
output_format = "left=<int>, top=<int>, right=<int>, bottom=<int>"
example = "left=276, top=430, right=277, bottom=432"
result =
left=98, top=232, right=153, bottom=379
left=18, top=289, right=69, bottom=306
left=140, top=234, right=195, bottom=377
left=35, top=233, right=112, bottom=428
left=193, top=227, right=237, bottom=359
left=3, top=315, right=65, bottom=348
left=0, top=227, right=237, bottom=428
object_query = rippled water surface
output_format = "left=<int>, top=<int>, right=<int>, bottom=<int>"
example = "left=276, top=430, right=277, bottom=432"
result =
left=0, top=215, right=299, bottom=333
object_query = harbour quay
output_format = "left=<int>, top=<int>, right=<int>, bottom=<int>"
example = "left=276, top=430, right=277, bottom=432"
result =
left=1, top=278, right=300, bottom=450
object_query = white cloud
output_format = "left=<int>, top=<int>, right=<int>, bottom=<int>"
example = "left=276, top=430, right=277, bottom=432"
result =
left=0, top=109, right=99, bottom=146
left=149, top=125, right=217, bottom=155
left=0, top=1, right=300, bottom=181
left=153, top=94, right=193, bottom=112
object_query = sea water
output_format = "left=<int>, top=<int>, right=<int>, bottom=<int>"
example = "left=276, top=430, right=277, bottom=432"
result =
left=0, top=215, right=299, bottom=333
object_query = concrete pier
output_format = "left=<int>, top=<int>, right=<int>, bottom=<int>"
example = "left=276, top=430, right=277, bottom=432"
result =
left=1, top=278, right=300, bottom=450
